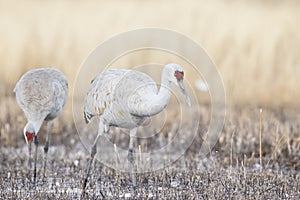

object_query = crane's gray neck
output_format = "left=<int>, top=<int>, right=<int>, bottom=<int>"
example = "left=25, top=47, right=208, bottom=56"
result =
left=142, top=73, right=172, bottom=116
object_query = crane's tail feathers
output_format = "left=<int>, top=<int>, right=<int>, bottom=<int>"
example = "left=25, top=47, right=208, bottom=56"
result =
left=84, top=112, right=93, bottom=124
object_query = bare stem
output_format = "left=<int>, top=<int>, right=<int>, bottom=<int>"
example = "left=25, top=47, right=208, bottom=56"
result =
left=259, top=108, right=263, bottom=171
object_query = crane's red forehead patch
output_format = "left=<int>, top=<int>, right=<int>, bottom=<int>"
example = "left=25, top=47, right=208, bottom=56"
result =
left=25, top=132, right=35, bottom=143
left=174, top=71, right=184, bottom=81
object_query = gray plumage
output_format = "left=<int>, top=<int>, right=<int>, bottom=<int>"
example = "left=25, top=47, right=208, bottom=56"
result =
left=14, top=68, right=68, bottom=182
left=14, top=68, right=68, bottom=132
left=82, top=63, right=191, bottom=191
left=83, top=69, right=157, bottom=128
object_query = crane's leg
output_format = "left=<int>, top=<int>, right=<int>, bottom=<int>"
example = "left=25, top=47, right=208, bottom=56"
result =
left=82, top=121, right=104, bottom=191
left=43, top=121, right=52, bottom=179
left=28, top=142, right=32, bottom=169
left=33, top=135, right=39, bottom=183
left=128, top=128, right=137, bottom=190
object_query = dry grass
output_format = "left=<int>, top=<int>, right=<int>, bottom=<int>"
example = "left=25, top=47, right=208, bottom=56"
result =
left=0, top=103, right=299, bottom=199
left=0, top=0, right=299, bottom=106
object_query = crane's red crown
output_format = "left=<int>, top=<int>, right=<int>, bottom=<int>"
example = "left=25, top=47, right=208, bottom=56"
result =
left=25, top=131, right=35, bottom=143
left=174, top=71, right=184, bottom=81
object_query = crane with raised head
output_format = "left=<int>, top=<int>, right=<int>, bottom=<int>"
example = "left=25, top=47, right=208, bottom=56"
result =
left=82, top=63, right=191, bottom=191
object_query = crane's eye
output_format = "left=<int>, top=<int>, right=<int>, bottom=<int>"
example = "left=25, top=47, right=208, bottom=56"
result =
left=174, top=71, right=184, bottom=81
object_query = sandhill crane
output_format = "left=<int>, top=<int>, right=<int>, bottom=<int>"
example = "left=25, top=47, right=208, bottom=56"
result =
left=83, top=63, right=191, bottom=190
left=14, top=68, right=68, bottom=182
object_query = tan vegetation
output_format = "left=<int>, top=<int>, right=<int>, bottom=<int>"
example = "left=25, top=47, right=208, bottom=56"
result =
left=0, top=0, right=299, bottom=107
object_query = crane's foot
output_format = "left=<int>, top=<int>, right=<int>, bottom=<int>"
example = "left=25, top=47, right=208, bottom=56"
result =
left=132, top=185, right=136, bottom=191
left=81, top=179, right=105, bottom=199
left=33, top=172, right=37, bottom=185
left=82, top=178, right=88, bottom=191
left=42, top=174, right=47, bottom=183
left=82, top=151, right=95, bottom=192
left=81, top=187, right=87, bottom=198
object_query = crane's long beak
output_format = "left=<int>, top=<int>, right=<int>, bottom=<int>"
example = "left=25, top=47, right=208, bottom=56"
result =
left=178, top=80, right=191, bottom=107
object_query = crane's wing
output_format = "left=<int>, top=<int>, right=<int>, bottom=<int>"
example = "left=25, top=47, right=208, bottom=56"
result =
left=83, top=69, right=128, bottom=123
left=84, top=69, right=158, bottom=122
left=125, top=73, right=158, bottom=117
left=14, top=68, right=68, bottom=122
left=51, top=78, right=68, bottom=112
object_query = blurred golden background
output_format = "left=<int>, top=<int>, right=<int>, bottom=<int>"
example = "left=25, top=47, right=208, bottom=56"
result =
left=0, top=0, right=299, bottom=108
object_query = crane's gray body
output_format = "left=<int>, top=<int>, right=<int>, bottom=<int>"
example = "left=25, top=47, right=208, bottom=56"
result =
left=14, top=68, right=68, bottom=182
left=14, top=68, right=68, bottom=132
left=84, top=69, right=158, bottom=129
left=82, top=64, right=191, bottom=190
